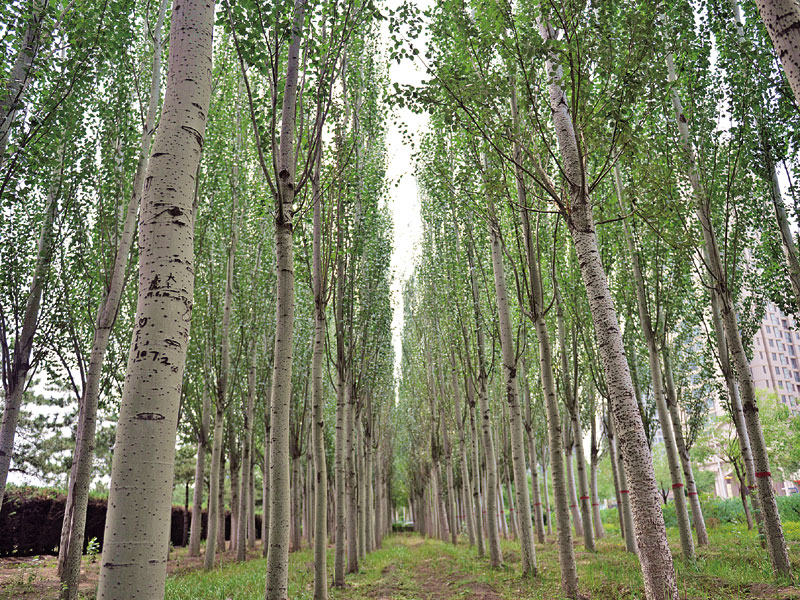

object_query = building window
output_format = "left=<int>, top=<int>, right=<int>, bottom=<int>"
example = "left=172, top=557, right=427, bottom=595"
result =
left=773, top=353, right=778, bottom=360
left=770, top=339, right=775, bottom=347
left=779, top=381, right=784, bottom=388
left=776, top=366, right=781, bottom=374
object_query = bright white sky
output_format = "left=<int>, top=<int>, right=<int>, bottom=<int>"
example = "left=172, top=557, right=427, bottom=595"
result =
left=383, top=0, right=429, bottom=383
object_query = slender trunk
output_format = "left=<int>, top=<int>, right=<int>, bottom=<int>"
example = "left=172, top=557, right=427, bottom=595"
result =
left=521, top=363, right=545, bottom=544
left=661, top=345, right=708, bottom=545
left=218, top=451, right=226, bottom=550
left=440, top=403, right=458, bottom=546
left=249, top=453, right=256, bottom=549
left=468, top=384, right=486, bottom=556
left=466, top=228, right=502, bottom=567
left=96, top=0, right=214, bottom=594
left=189, top=385, right=211, bottom=556
left=311, top=146, right=328, bottom=600
left=204, top=407, right=224, bottom=569
left=487, top=210, right=536, bottom=574
left=237, top=343, right=256, bottom=561
left=540, top=19, right=676, bottom=597
left=262, top=378, right=272, bottom=557
left=265, top=3, right=305, bottom=598
left=346, top=384, right=359, bottom=574
left=357, top=425, right=366, bottom=559
left=564, top=437, right=583, bottom=539
left=612, top=416, right=638, bottom=554
left=541, top=448, right=552, bottom=536
left=230, top=432, right=241, bottom=553
left=666, top=53, right=790, bottom=577
left=0, top=0, right=47, bottom=170
left=615, top=165, right=694, bottom=560
left=555, top=289, right=593, bottom=551
left=0, top=170, right=58, bottom=514
left=452, top=355, right=476, bottom=547
left=606, top=414, right=626, bottom=542
left=589, top=397, right=604, bottom=540
left=334, top=375, right=347, bottom=584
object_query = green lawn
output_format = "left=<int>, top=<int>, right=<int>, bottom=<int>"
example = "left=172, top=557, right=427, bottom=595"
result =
left=164, top=523, right=800, bottom=599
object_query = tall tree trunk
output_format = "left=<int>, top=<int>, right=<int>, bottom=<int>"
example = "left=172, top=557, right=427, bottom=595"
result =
left=0, top=0, right=47, bottom=170
left=563, top=434, right=583, bottom=539
left=439, top=402, right=458, bottom=546
left=753, top=0, right=800, bottom=108
left=661, top=345, right=708, bottom=545
left=96, top=0, right=214, bottom=594
left=467, top=383, right=486, bottom=556
left=555, top=288, right=594, bottom=551
left=237, top=342, right=256, bottom=561
left=334, top=373, right=347, bottom=584
left=189, top=385, right=211, bottom=556
left=487, top=210, right=536, bottom=575
left=666, top=53, right=790, bottom=577
left=517, top=180, right=577, bottom=595
left=466, top=227, right=503, bottom=567
left=59, top=3, right=169, bottom=591
left=589, top=392, right=604, bottom=540
left=346, top=384, right=359, bottom=573
left=605, top=412, right=627, bottom=545
left=615, top=165, right=695, bottom=560
left=540, top=20, right=677, bottom=598
left=205, top=407, right=224, bottom=569
left=521, top=364, right=546, bottom=544
left=452, top=355, right=476, bottom=547
left=0, top=166, right=58, bottom=514
left=230, top=429, right=241, bottom=554
left=265, top=2, right=305, bottom=597
left=262, top=377, right=272, bottom=558
left=311, top=143, right=328, bottom=600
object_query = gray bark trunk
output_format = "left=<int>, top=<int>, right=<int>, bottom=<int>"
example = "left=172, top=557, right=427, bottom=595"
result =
left=265, top=2, right=305, bottom=597
left=189, top=385, right=211, bottom=557
left=95, top=0, right=214, bottom=593
left=754, top=0, right=800, bottom=108
left=540, top=19, right=677, bottom=598
left=666, top=53, right=790, bottom=577
left=615, top=165, right=695, bottom=560
left=204, top=407, right=224, bottom=570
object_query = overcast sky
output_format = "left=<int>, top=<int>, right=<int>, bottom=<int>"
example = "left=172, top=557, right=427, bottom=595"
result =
left=384, top=0, right=429, bottom=384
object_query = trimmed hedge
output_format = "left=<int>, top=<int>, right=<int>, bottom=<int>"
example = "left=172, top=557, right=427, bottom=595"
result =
left=599, top=494, right=800, bottom=528
left=0, top=486, right=261, bottom=557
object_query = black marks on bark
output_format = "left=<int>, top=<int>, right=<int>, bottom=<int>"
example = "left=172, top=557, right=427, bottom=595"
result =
left=149, top=275, right=161, bottom=290
left=135, top=412, right=165, bottom=421
left=181, top=125, right=204, bottom=148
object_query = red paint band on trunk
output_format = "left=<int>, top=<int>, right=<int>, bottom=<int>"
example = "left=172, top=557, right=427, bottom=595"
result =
left=688, top=492, right=698, bottom=496
left=533, top=502, right=541, bottom=506
left=579, top=495, right=590, bottom=500
left=620, top=490, right=630, bottom=494
left=755, top=471, right=771, bottom=478
left=570, top=504, right=576, bottom=508
left=672, top=483, right=684, bottom=489
left=592, top=503, right=599, bottom=506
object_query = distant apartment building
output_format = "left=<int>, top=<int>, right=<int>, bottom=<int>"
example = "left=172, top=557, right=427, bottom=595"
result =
left=751, top=302, right=800, bottom=414
left=703, top=301, right=799, bottom=499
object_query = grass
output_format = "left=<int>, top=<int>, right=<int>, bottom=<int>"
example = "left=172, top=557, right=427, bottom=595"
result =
left=163, top=522, right=800, bottom=600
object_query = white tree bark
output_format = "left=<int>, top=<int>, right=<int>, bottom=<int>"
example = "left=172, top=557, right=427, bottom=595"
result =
left=264, top=2, right=305, bottom=597
left=96, top=0, right=214, bottom=594
left=539, top=20, right=677, bottom=599
left=189, top=385, right=210, bottom=556
left=753, top=0, right=800, bottom=108
left=666, top=52, right=791, bottom=577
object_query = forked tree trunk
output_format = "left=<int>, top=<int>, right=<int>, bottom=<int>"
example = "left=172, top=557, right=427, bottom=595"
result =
left=540, top=20, right=677, bottom=599
left=666, top=53, right=790, bottom=577
left=96, top=0, right=214, bottom=594
left=265, top=1, right=305, bottom=597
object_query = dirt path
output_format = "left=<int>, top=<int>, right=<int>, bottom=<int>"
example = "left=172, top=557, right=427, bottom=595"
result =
left=357, top=536, right=502, bottom=600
